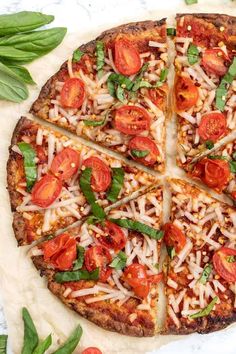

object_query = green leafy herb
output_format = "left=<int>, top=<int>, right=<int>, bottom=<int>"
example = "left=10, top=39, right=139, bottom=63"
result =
left=107, top=80, right=116, bottom=97
left=185, top=0, right=198, bottom=4
left=83, top=116, right=106, bottom=126
left=91, top=202, right=106, bottom=220
left=0, top=46, right=38, bottom=62
left=21, top=307, right=39, bottom=354
left=160, top=68, right=169, bottom=82
left=166, top=246, right=176, bottom=259
left=73, top=246, right=85, bottom=270
left=0, top=61, right=28, bottom=102
left=131, top=63, right=149, bottom=92
left=167, top=28, right=176, bottom=36
left=107, top=72, right=133, bottom=100
left=33, top=334, right=52, bottom=354
left=230, top=160, right=236, bottom=173
left=187, top=44, right=199, bottom=65
left=199, top=264, right=212, bottom=285
left=216, top=57, right=236, bottom=111
left=53, top=325, right=83, bottom=354
left=189, top=297, right=218, bottom=319
left=96, top=41, right=104, bottom=79
left=131, top=149, right=149, bottom=158
left=55, top=268, right=99, bottom=283
left=226, top=255, right=236, bottom=263
left=233, top=151, right=236, bottom=161
left=72, top=48, right=84, bottom=62
left=109, top=218, right=164, bottom=240
left=109, top=251, right=127, bottom=270
left=116, top=84, right=126, bottom=102
left=208, top=155, right=228, bottom=160
left=205, top=140, right=214, bottom=150
left=18, top=142, right=37, bottom=191
left=86, top=215, right=105, bottom=225
left=0, top=335, right=7, bottom=354
left=107, top=168, right=125, bottom=203
left=5, top=64, right=35, bottom=84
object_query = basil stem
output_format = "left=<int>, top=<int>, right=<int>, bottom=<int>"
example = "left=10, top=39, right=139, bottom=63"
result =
left=21, top=307, right=39, bottom=354
left=96, top=41, right=105, bottom=79
left=131, top=149, right=149, bottom=158
left=18, top=142, right=37, bottom=191
left=166, top=246, right=176, bottom=259
left=53, top=325, right=83, bottom=354
left=189, top=297, right=218, bottom=319
left=187, top=44, right=199, bottom=65
left=216, top=57, right=236, bottom=111
left=73, top=246, right=85, bottom=271
left=109, top=251, right=127, bottom=270
left=55, top=268, right=99, bottom=283
left=0, top=61, right=28, bottom=102
left=167, top=28, right=176, bottom=36
left=32, top=334, right=52, bottom=354
left=5, top=64, right=35, bottom=84
left=72, top=49, right=84, bottom=62
left=0, top=335, right=7, bottom=354
left=109, top=218, right=164, bottom=240
left=107, top=168, right=125, bottom=203
left=198, top=264, right=212, bottom=285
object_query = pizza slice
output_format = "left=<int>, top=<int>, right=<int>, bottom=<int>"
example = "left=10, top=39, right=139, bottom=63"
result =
left=164, top=178, right=236, bottom=334
left=30, top=186, right=164, bottom=336
left=174, top=14, right=236, bottom=168
left=30, top=20, right=168, bottom=171
left=7, top=117, right=158, bottom=246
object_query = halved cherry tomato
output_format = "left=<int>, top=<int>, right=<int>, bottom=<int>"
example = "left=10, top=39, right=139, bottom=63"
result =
left=198, top=112, right=227, bottom=142
left=85, top=245, right=112, bottom=282
left=36, top=146, right=47, bottom=164
left=128, top=136, right=159, bottom=166
left=148, top=272, right=163, bottom=284
left=213, top=247, right=236, bottom=282
left=31, top=174, right=62, bottom=208
left=83, top=156, right=111, bottom=192
left=50, top=148, right=80, bottom=181
left=202, top=49, right=228, bottom=76
left=41, top=233, right=77, bottom=271
left=82, top=348, right=102, bottom=354
left=148, top=84, right=168, bottom=110
left=60, top=78, right=85, bottom=108
left=98, top=221, right=126, bottom=251
left=124, top=264, right=149, bottom=298
left=114, top=105, right=151, bottom=135
left=114, top=38, right=141, bottom=76
left=163, top=223, right=186, bottom=253
left=133, top=278, right=150, bottom=298
left=231, top=191, right=236, bottom=200
left=175, top=76, right=199, bottom=111
left=191, top=158, right=230, bottom=191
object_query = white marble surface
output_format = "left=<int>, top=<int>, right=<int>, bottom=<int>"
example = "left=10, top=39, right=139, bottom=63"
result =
left=1, top=0, right=236, bottom=353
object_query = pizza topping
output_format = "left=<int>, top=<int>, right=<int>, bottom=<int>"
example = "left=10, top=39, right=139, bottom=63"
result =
left=175, top=76, right=199, bottom=111
left=109, top=251, right=127, bottom=270
left=124, top=263, right=149, bottom=298
left=83, top=116, right=106, bottom=127
left=189, top=296, right=218, bottom=319
left=107, top=167, right=124, bottom=203
left=72, top=48, right=84, bottom=62
left=85, top=245, right=112, bottom=282
left=82, top=348, right=102, bottom=354
left=213, top=247, right=236, bottom=282
left=98, top=221, right=126, bottom=251
left=198, top=112, right=227, bottom=142
left=18, top=142, right=37, bottom=191
left=96, top=41, right=105, bottom=79
left=198, top=264, right=212, bottom=285
left=114, top=38, right=141, bottom=76
left=187, top=44, right=199, bottom=65
left=148, top=84, right=167, bottom=110
left=216, top=57, right=236, bottom=111
left=114, top=105, right=151, bottom=135
left=50, top=148, right=80, bottom=180
left=60, top=78, right=85, bottom=108
left=167, top=28, right=176, bottom=36
left=202, top=49, right=228, bottom=76
left=129, top=136, right=159, bottom=166
left=163, top=223, right=186, bottom=253
left=185, top=0, right=198, bottom=4
left=55, top=268, right=99, bottom=283
left=83, top=157, right=111, bottom=193
left=31, top=174, right=62, bottom=208
left=205, top=140, right=214, bottom=150
left=73, top=245, right=85, bottom=271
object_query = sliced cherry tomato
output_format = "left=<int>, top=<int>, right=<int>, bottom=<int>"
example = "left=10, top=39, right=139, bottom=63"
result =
left=213, top=247, right=236, bottom=282
left=114, top=38, right=141, bottom=76
left=175, top=76, right=199, bottom=111
left=114, top=105, right=151, bottom=135
left=36, top=146, right=47, bottom=164
left=124, top=264, right=149, bottom=298
left=128, top=136, right=159, bottom=166
left=133, top=278, right=150, bottom=298
left=198, top=112, right=227, bottom=142
left=50, top=148, right=80, bottom=181
left=83, top=156, right=111, bottom=192
left=98, top=221, right=126, bottom=251
left=60, top=78, right=85, bottom=108
left=191, top=158, right=230, bottom=191
left=148, top=84, right=168, bottom=110
left=148, top=272, right=163, bottom=284
left=85, top=246, right=112, bottom=282
left=202, top=49, right=228, bottom=76
left=82, top=348, right=102, bottom=354
left=163, top=223, right=186, bottom=253
left=41, top=233, right=77, bottom=271
left=31, top=174, right=62, bottom=208
left=231, top=191, right=236, bottom=200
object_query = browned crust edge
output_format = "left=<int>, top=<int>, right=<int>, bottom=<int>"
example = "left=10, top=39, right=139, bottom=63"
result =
left=176, top=13, right=236, bottom=24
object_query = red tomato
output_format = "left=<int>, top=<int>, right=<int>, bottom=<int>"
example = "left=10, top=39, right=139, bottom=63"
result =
left=231, top=191, right=236, bottom=200
left=85, top=246, right=112, bottom=282
left=50, top=148, right=80, bottom=181
left=163, top=223, right=186, bottom=253
left=213, top=247, right=236, bottom=282
left=31, top=174, right=62, bottom=208
left=36, top=146, right=47, bottom=164
left=82, top=348, right=102, bottom=354
left=198, top=112, right=227, bottom=142
left=148, top=272, right=163, bottom=284
left=128, top=136, right=159, bottom=166
left=83, top=156, right=111, bottom=192
left=114, top=38, right=141, bottom=76
left=124, top=264, right=149, bottom=298
left=98, top=221, right=126, bottom=251
left=60, top=78, right=85, bottom=108
left=41, top=233, right=77, bottom=270
left=175, top=76, right=199, bottom=111
left=133, top=278, right=150, bottom=298
left=148, top=84, right=167, bottom=110
left=114, top=105, right=151, bottom=135
left=202, top=49, right=228, bottom=76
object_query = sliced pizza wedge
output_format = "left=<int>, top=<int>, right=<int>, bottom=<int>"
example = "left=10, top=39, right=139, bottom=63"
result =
left=164, top=178, right=236, bottom=334
left=30, top=20, right=168, bottom=171
left=7, top=117, right=158, bottom=246
left=174, top=14, right=236, bottom=168
left=30, top=186, right=163, bottom=336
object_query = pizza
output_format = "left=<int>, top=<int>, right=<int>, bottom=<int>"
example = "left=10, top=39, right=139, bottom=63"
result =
left=30, top=20, right=168, bottom=172
left=30, top=186, right=163, bottom=337
left=7, top=117, right=157, bottom=245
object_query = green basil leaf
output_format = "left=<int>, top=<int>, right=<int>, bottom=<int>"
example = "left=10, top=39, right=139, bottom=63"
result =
left=53, top=325, right=83, bottom=354
left=185, top=0, right=198, bottom=4
left=189, top=296, right=218, bottom=319
left=132, top=63, right=149, bottom=91
left=72, top=49, right=84, bottom=62
left=166, top=246, right=176, bottom=259
left=109, top=251, right=127, bottom=270
left=198, top=264, right=212, bottom=285
left=0, top=61, right=28, bottom=102
left=107, top=73, right=133, bottom=90
left=0, top=11, right=54, bottom=36
left=160, top=68, right=168, bottom=82
left=109, top=218, right=164, bottom=240
left=107, top=167, right=125, bottom=203
left=230, top=160, right=236, bottom=173
left=55, top=268, right=99, bottom=283
left=116, top=85, right=126, bottom=102
left=5, top=64, right=35, bottom=84
left=21, top=307, right=39, bottom=354
left=0, top=46, right=37, bottom=62
left=216, top=57, right=236, bottom=111
left=73, top=246, right=85, bottom=270
left=96, top=41, right=104, bottom=79
left=86, top=215, right=105, bottom=225
left=131, top=149, right=149, bottom=158
left=18, top=142, right=37, bottom=191
left=226, top=255, right=236, bottom=263
left=233, top=151, right=236, bottom=161
left=187, top=44, right=199, bottom=65
left=0, top=335, right=7, bottom=354
left=33, top=334, right=52, bottom=354
left=79, top=168, right=96, bottom=204
left=83, top=116, right=106, bottom=126
left=107, top=80, right=116, bottom=97
left=205, top=140, right=214, bottom=150
left=167, top=28, right=176, bottom=36
left=208, top=155, right=228, bottom=160
left=91, top=202, right=106, bottom=220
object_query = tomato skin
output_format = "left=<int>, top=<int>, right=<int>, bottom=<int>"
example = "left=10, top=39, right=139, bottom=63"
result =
left=148, top=272, right=163, bottom=284
left=198, top=112, right=227, bottom=142
left=213, top=247, right=236, bottom=282
left=82, top=348, right=102, bottom=354
left=98, top=221, right=126, bottom=251
left=202, top=49, right=228, bottom=76
left=124, top=264, right=150, bottom=298
left=163, top=223, right=186, bottom=253
left=85, top=246, right=112, bottom=282
left=60, top=78, right=85, bottom=108
left=114, top=105, right=151, bottom=135
left=83, top=156, right=111, bottom=192
left=133, top=279, right=150, bottom=298
left=31, top=174, right=62, bottom=208
left=114, top=38, right=141, bottom=76
left=50, top=148, right=80, bottom=181
left=128, top=136, right=159, bottom=166
left=175, top=76, right=199, bottom=111
left=148, top=84, right=168, bottom=110
left=231, top=191, right=236, bottom=200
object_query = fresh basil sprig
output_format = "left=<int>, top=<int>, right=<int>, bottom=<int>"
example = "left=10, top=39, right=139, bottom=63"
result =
left=18, top=142, right=37, bottom=191
left=22, top=307, right=39, bottom=354
left=131, top=149, right=149, bottom=158
left=96, top=41, right=105, bottom=79
left=107, top=167, right=125, bottom=203
left=198, top=264, right=212, bottom=285
left=189, top=297, right=218, bottom=319
left=73, top=246, right=85, bottom=271
left=109, top=251, right=127, bottom=270
left=216, top=57, right=236, bottom=111
left=55, top=268, right=99, bottom=283
left=0, top=61, right=28, bottom=102
left=187, top=44, right=199, bottom=65
left=0, top=335, right=7, bottom=354
left=53, top=325, right=83, bottom=354
left=33, top=335, right=52, bottom=354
